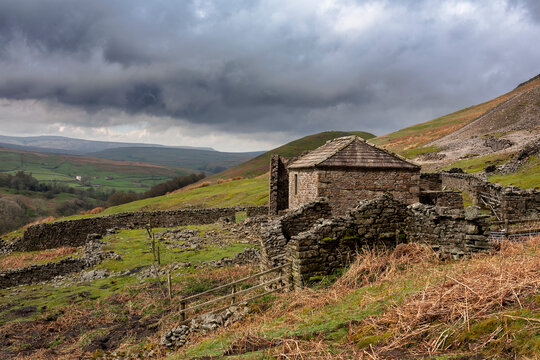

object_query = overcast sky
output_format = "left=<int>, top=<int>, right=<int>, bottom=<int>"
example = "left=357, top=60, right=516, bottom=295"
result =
left=0, top=0, right=538, bottom=151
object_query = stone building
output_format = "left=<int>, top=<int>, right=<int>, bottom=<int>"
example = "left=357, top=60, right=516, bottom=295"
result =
left=270, top=136, right=421, bottom=215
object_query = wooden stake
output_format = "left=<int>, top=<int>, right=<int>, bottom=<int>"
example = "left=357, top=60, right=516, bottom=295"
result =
left=167, top=271, right=172, bottom=303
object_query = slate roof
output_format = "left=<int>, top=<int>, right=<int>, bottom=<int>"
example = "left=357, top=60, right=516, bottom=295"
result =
left=287, top=136, right=419, bottom=170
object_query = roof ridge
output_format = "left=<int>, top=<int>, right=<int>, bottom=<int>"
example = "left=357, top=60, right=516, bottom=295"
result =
left=313, top=136, right=356, bottom=166
left=364, top=138, right=416, bottom=165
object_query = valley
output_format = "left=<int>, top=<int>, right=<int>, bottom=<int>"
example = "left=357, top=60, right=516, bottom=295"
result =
left=0, top=74, right=539, bottom=360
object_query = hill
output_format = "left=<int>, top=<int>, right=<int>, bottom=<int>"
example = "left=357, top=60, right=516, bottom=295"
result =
left=206, top=131, right=376, bottom=181
left=370, top=74, right=540, bottom=189
left=370, top=74, right=540, bottom=154
left=89, top=147, right=263, bottom=174
left=0, top=146, right=191, bottom=194
left=0, top=135, right=214, bottom=154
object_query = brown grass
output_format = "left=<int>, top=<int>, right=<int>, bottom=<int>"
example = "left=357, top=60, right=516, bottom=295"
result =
left=182, top=239, right=540, bottom=359
left=361, top=236, right=540, bottom=356
left=23, top=216, right=56, bottom=228
left=79, top=207, right=104, bottom=215
left=0, top=247, right=77, bottom=269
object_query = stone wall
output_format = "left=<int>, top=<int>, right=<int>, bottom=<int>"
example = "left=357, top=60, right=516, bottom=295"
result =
left=260, top=198, right=331, bottom=271
left=419, top=191, right=463, bottom=209
left=269, top=155, right=290, bottom=215
left=440, top=172, right=494, bottom=203
left=420, top=173, right=442, bottom=191
left=406, top=204, right=491, bottom=258
left=288, top=195, right=408, bottom=288
left=440, top=172, right=540, bottom=221
left=9, top=207, right=237, bottom=252
left=261, top=194, right=495, bottom=289
left=500, top=188, right=540, bottom=221
left=245, top=206, right=269, bottom=218
left=0, top=241, right=117, bottom=289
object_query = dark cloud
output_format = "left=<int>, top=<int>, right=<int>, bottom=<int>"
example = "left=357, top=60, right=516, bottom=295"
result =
left=0, top=0, right=539, bottom=143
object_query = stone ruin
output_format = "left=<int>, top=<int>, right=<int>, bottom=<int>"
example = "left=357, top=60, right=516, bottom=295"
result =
left=262, top=195, right=492, bottom=289
left=263, top=137, right=539, bottom=289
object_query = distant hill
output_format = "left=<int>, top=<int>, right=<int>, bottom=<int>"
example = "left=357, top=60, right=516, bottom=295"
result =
left=0, top=135, right=214, bottom=155
left=89, top=147, right=263, bottom=174
left=0, top=146, right=190, bottom=194
left=205, top=131, right=376, bottom=181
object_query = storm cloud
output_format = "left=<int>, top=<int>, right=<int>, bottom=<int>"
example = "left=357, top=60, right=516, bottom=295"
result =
left=0, top=0, right=539, bottom=150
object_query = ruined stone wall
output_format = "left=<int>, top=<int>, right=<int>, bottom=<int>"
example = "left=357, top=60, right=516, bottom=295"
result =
left=440, top=173, right=539, bottom=221
left=245, top=206, right=269, bottom=218
left=500, top=189, right=540, bottom=221
left=406, top=204, right=491, bottom=258
left=0, top=257, right=90, bottom=289
left=288, top=169, right=319, bottom=210
left=420, top=173, right=442, bottom=191
left=419, top=191, right=463, bottom=209
left=269, top=155, right=290, bottom=215
left=260, top=199, right=331, bottom=271
left=440, top=173, right=484, bottom=197
left=316, top=168, right=420, bottom=214
left=0, top=241, right=116, bottom=289
left=278, top=195, right=493, bottom=289
left=288, top=195, right=408, bottom=288
left=10, top=208, right=237, bottom=252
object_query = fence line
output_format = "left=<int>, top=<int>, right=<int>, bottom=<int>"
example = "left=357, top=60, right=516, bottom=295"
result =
left=176, top=262, right=290, bottom=323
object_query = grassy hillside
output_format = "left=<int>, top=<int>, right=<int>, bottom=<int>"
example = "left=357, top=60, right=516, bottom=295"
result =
left=63, top=175, right=269, bottom=219
left=89, top=147, right=262, bottom=174
left=1, top=233, right=537, bottom=359
left=0, top=147, right=190, bottom=194
left=179, top=239, right=540, bottom=359
left=206, top=131, right=375, bottom=181
left=371, top=76, right=540, bottom=153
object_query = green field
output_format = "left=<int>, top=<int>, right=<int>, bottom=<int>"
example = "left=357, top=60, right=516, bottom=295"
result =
left=0, top=147, right=189, bottom=193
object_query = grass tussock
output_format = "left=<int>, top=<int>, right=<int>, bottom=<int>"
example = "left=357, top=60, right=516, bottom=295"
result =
left=335, top=243, right=439, bottom=290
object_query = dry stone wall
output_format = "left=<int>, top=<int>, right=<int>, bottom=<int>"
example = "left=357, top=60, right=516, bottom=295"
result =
left=0, top=241, right=118, bottom=289
left=439, top=173, right=539, bottom=221
left=245, top=206, right=269, bottom=218
left=8, top=208, right=237, bottom=252
left=419, top=191, right=463, bottom=209
left=288, top=195, right=408, bottom=288
left=406, top=204, right=491, bottom=258
left=262, top=194, right=495, bottom=289
left=500, top=188, right=540, bottom=221
left=260, top=199, right=331, bottom=270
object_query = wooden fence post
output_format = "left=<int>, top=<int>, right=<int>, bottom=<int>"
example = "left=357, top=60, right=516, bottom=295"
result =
left=167, top=271, right=172, bottom=303
left=181, top=301, right=186, bottom=322
left=231, top=284, right=237, bottom=305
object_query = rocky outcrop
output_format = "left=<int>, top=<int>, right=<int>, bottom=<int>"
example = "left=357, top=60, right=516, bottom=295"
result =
left=160, top=303, right=250, bottom=348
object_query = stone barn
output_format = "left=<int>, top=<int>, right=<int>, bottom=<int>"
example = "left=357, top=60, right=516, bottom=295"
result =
left=284, top=136, right=420, bottom=214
